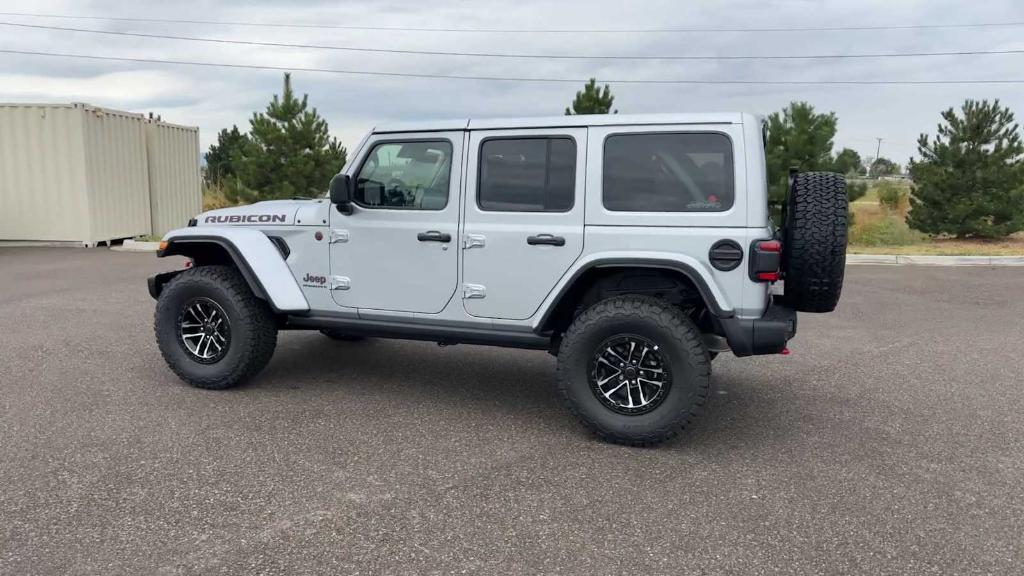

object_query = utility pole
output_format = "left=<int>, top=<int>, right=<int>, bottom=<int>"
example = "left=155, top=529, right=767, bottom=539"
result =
left=871, top=137, right=883, bottom=177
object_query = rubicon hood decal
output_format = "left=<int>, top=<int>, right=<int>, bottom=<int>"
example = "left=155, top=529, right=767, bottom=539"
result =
left=204, top=214, right=287, bottom=224
left=197, top=200, right=309, bottom=226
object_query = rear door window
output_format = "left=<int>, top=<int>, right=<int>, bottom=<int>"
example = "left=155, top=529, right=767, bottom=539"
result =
left=478, top=137, right=576, bottom=212
left=603, top=133, right=734, bottom=212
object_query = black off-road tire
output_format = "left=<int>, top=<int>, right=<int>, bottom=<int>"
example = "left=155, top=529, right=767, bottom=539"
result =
left=155, top=265, right=277, bottom=390
left=319, top=329, right=367, bottom=342
left=557, top=296, right=711, bottom=446
left=782, top=171, right=848, bottom=313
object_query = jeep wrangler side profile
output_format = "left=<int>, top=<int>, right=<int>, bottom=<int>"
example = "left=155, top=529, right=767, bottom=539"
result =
left=149, top=113, right=847, bottom=445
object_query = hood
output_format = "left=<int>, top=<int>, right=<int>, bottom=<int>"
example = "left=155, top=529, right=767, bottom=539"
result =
left=197, top=200, right=312, bottom=226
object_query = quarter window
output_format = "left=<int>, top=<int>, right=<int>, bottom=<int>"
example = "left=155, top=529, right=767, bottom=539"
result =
left=603, top=133, right=734, bottom=212
left=355, top=141, right=452, bottom=210
left=478, top=137, right=576, bottom=212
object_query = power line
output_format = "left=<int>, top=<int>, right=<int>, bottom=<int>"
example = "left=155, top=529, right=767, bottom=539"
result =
left=3, top=49, right=1024, bottom=85
left=1, top=11, right=1023, bottom=34
left=4, top=21, right=1024, bottom=61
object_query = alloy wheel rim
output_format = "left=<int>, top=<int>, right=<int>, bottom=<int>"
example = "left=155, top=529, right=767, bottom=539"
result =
left=589, top=334, right=671, bottom=415
left=178, top=297, right=231, bottom=364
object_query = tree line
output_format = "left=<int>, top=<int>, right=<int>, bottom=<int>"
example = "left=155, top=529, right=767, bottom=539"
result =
left=206, top=76, right=1024, bottom=239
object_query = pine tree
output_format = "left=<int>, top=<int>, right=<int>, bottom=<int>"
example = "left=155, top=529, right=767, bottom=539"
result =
left=204, top=125, right=247, bottom=186
left=908, top=99, right=1024, bottom=238
left=870, top=157, right=900, bottom=177
left=565, top=79, right=617, bottom=115
left=764, top=102, right=838, bottom=210
left=831, top=148, right=864, bottom=176
left=226, top=73, right=347, bottom=203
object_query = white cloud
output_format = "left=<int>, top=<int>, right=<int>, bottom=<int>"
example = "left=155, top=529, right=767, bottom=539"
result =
left=0, top=70, right=193, bottom=104
left=1, top=0, right=1023, bottom=164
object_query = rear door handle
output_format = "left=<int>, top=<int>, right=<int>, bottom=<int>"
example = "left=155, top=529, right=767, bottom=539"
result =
left=527, top=234, right=566, bottom=246
left=417, top=230, right=452, bottom=243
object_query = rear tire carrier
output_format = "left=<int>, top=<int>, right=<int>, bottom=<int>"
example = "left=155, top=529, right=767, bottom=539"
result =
left=781, top=172, right=848, bottom=313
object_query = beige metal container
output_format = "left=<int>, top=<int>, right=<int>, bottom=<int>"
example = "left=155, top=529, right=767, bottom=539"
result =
left=146, top=120, right=202, bottom=237
left=0, top=102, right=200, bottom=246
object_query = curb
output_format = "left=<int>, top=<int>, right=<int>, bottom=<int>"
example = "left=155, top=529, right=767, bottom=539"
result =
left=848, top=254, right=1024, bottom=266
left=0, top=240, right=87, bottom=248
left=110, top=240, right=160, bottom=253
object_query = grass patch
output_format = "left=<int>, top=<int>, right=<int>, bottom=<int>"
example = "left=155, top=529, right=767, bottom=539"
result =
left=849, top=213, right=929, bottom=246
left=847, top=180, right=1024, bottom=255
left=849, top=179, right=909, bottom=205
left=203, top=183, right=239, bottom=211
left=848, top=238, right=1024, bottom=256
left=854, top=187, right=879, bottom=203
left=849, top=198, right=926, bottom=247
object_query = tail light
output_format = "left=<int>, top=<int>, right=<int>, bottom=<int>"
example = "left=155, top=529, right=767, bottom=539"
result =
left=749, top=239, right=782, bottom=282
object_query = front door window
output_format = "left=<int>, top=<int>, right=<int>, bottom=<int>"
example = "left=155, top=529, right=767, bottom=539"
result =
left=355, top=141, right=453, bottom=210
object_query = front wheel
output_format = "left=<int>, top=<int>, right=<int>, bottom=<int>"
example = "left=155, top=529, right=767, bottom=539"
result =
left=155, top=265, right=278, bottom=390
left=557, top=296, right=711, bottom=446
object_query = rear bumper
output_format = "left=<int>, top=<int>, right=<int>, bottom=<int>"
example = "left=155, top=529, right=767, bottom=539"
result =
left=718, top=298, right=797, bottom=357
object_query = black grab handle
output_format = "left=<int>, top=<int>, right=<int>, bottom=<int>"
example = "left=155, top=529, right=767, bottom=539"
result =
left=417, top=231, right=452, bottom=243
left=527, top=234, right=566, bottom=246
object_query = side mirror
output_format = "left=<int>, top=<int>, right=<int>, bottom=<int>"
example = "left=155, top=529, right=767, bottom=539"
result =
left=329, top=174, right=353, bottom=214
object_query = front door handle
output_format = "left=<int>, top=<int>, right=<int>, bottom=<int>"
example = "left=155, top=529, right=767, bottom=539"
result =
left=527, top=234, right=566, bottom=246
left=417, top=230, right=452, bottom=243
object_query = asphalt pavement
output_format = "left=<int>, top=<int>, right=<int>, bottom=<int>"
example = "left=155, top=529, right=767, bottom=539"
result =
left=1, top=247, right=1022, bottom=575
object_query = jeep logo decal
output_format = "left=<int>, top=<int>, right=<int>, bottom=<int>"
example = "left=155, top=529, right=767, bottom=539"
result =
left=204, top=214, right=288, bottom=224
left=303, top=273, right=327, bottom=285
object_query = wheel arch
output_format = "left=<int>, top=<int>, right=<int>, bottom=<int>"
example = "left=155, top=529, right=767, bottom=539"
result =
left=535, top=257, right=733, bottom=336
left=154, top=228, right=309, bottom=313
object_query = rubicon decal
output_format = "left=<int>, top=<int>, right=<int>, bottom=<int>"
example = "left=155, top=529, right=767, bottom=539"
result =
left=204, top=214, right=288, bottom=224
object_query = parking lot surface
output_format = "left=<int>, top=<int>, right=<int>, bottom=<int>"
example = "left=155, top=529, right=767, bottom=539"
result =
left=1, top=247, right=1022, bottom=575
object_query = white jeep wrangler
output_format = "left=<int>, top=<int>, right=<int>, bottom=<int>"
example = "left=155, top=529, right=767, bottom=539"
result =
left=150, top=113, right=847, bottom=445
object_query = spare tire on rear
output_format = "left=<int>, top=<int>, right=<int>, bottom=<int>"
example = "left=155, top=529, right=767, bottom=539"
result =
left=781, top=172, right=848, bottom=313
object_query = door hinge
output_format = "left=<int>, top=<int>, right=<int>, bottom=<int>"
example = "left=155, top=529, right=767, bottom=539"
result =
left=463, top=283, right=486, bottom=299
left=463, top=234, right=486, bottom=249
left=330, top=276, right=351, bottom=290
left=329, top=229, right=350, bottom=244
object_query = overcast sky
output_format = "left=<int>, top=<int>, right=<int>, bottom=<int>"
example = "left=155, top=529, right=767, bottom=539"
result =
left=2, top=0, right=1023, bottom=167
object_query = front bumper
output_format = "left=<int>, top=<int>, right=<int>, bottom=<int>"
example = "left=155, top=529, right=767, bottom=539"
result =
left=717, top=298, right=797, bottom=357
left=147, top=270, right=185, bottom=300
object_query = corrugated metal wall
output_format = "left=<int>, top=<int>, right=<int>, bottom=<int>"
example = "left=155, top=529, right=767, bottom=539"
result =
left=0, top=104, right=91, bottom=241
left=146, top=121, right=201, bottom=236
left=81, top=105, right=152, bottom=243
left=0, top=103, right=201, bottom=245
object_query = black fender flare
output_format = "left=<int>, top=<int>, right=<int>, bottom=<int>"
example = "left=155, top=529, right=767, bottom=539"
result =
left=152, top=236, right=276, bottom=310
left=536, top=258, right=734, bottom=334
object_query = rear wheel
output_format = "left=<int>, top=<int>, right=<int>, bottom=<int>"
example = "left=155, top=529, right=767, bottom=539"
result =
left=781, top=172, right=848, bottom=313
left=557, top=296, right=711, bottom=446
left=155, top=265, right=277, bottom=390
